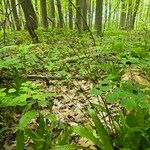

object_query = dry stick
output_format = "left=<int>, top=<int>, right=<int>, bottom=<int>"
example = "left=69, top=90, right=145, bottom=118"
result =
left=101, top=96, right=119, bottom=135
left=97, top=96, right=111, bottom=132
left=68, top=0, right=96, bottom=46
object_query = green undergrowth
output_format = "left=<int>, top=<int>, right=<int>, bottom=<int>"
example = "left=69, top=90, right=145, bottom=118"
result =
left=0, top=29, right=150, bottom=149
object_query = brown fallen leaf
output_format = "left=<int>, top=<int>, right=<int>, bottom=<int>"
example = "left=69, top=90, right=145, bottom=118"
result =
left=122, top=68, right=150, bottom=86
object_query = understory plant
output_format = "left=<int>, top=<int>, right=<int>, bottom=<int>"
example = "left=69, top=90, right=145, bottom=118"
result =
left=0, top=81, right=78, bottom=150
left=73, top=80, right=150, bottom=150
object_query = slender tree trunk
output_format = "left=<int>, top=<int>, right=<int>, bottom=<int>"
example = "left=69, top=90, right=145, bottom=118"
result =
left=130, top=0, right=141, bottom=29
left=19, top=0, right=38, bottom=42
left=17, top=2, right=24, bottom=28
left=104, top=0, right=108, bottom=28
left=120, top=0, right=126, bottom=29
left=68, top=0, right=73, bottom=29
left=7, top=0, right=15, bottom=30
left=35, top=0, right=38, bottom=12
left=40, top=0, right=48, bottom=28
left=95, top=0, right=103, bottom=35
left=88, top=0, right=91, bottom=28
left=108, top=0, right=112, bottom=27
left=126, top=0, right=132, bottom=30
left=82, top=0, right=88, bottom=30
left=10, top=0, right=21, bottom=30
left=56, top=0, right=64, bottom=28
left=50, top=0, right=55, bottom=28
left=4, top=0, right=11, bottom=29
left=91, top=0, right=94, bottom=29
left=76, top=0, right=82, bottom=33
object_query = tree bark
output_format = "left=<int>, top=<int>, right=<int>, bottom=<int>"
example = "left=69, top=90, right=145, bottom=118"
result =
left=56, top=0, right=64, bottom=28
left=49, top=0, right=55, bottom=28
left=40, top=0, right=48, bottom=28
left=130, top=0, right=141, bottom=29
left=120, top=0, right=126, bottom=29
left=108, top=0, right=112, bottom=27
left=10, top=0, right=21, bottom=30
left=19, top=0, right=38, bottom=42
left=82, top=0, right=88, bottom=30
left=126, top=0, right=132, bottom=30
left=68, top=0, right=73, bottom=29
left=76, top=0, right=82, bottom=33
left=95, top=0, right=103, bottom=36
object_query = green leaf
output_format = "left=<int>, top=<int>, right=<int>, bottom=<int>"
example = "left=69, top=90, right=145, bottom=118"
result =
left=139, top=100, right=149, bottom=109
left=44, top=114, right=57, bottom=122
left=73, top=126, right=102, bottom=148
left=106, top=91, right=120, bottom=103
left=125, top=111, right=144, bottom=128
left=19, top=110, right=38, bottom=130
left=90, top=109, right=113, bottom=150
left=16, top=130, right=24, bottom=150
left=2, top=94, right=27, bottom=106
left=91, top=103, right=106, bottom=112
left=8, top=88, right=16, bottom=93
left=90, top=88, right=102, bottom=96
left=121, top=98, right=136, bottom=110
left=25, top=129, right=45, bottom=142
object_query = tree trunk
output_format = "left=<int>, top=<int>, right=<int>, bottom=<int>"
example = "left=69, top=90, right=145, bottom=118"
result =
left=49, top=0, right=55, bottom=28
left=40, top=0, right=48, bottom=28
left=10, top=0, right=21, bottom=30
left=130, top=0, right=141, bottom=29
left=56, top=0, right=64, bottom=28
left=76, top=0, right=82, bottom=33
left=35, top=0, right=38, bottom=12
left=126, top=0, right=132, bottom=30
left=108, top=0, right=112, bottom=27
left=95, top=0, right=103, bottom=36
left=82, top=0, right=88, bottom=30
left=91, top=0, right=94, bottom=29
left=68, top=0, right=73, bottom=29
left=19, top=0, right=38, bottom=42
left=104, top=0, right=108, bottom=28
left=7, top=0, right=15, bottom=30
left=120, top=0, right=126, bottom=29
left=88, top=0, right=91, bottom=28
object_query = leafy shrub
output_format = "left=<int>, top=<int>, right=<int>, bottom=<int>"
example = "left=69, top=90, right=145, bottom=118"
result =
left=0, top=81, right=75, bottom=149
left=73, top=81, right=150, bottom=149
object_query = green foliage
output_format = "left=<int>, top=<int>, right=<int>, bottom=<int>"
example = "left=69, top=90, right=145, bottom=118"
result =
left=0, top=29, right=150, bottom=149
left=0, top=80, right=75, bottom=149
left=88, top=80, right=150, bottom=149
left=0, top=81, right=51, bottom=107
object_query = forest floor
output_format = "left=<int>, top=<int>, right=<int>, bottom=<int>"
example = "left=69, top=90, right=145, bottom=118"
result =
left=0, top=29, right=150, bottom=149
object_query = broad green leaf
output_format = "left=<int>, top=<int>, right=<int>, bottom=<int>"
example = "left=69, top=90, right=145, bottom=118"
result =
left=90, top=88, right=102, bottom=96
left=25, top=129, right=45, bottom=142
left=16, top=130, right=24, bottom=150
left=90, top=109, right=113, bottom=150
left=19, top=110, right=38, bottom=130
left=121, top=98, right=136, bottom=110
left=106, top=91, right=120, bottom=103
left=44, top=114, right=57, bottom=122
left=8, top=88, right=16, bottom=93
left=125, top=111, right=144, bottom=128
left=73, top=126, right=102, bottom=148
left=139, top=100, right=149, bottom=109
